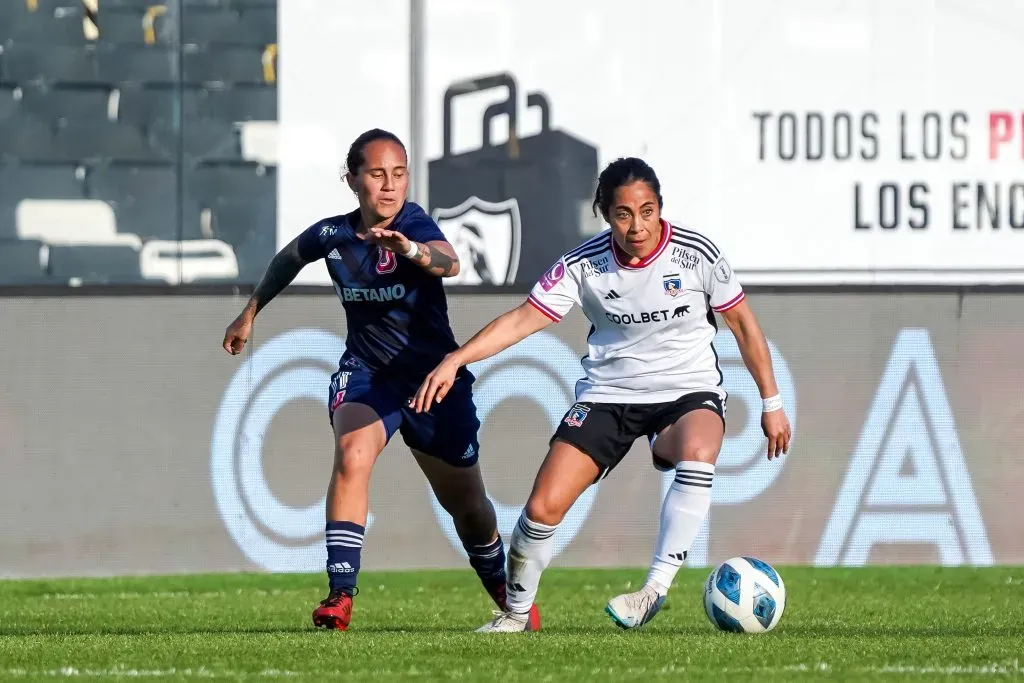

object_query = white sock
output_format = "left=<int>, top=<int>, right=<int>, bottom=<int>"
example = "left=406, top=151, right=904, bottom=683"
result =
left=645, top=461, right=715, bottom=595
left=505, top=513, right=558, bottom=614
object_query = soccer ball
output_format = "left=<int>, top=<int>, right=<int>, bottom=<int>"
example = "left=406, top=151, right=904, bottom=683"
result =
left=703, top=556, right=786, bottom=633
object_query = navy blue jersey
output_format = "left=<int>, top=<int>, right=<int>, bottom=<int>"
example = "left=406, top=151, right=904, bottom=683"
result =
left=297, top=201, right=467, bottom=390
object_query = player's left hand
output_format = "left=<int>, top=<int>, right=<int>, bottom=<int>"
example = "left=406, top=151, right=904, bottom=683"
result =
left=761, top=409, right=791, bottom=460
left=360, top=227, right=411, bottom=254
left=411, top=354, right=460, bottom=413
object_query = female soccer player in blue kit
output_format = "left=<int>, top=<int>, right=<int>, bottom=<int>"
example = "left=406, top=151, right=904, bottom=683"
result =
left=222, top=129, right=540, bottom=632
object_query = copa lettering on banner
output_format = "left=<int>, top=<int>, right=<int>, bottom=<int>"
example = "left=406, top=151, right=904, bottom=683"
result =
left=211, top=328, right=599, bottom=571
left=815, top=329, right=993, bottom=567
left=659, top=331, right=797, bottom=567
left=210, top=326, right=994, bottom=570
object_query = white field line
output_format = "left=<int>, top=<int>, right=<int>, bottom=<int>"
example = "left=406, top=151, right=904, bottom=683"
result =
left=35, top=590, right=299, bottom=600
left=3, top=661, right=1023, bottom=678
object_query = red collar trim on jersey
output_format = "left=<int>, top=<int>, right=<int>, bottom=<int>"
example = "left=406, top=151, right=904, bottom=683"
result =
left=612, top=220, right=672, bottom=270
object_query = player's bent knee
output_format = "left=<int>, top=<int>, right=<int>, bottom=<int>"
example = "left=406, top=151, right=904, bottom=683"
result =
left=523, top=496, right=567, bottom=528
left=332, top=437, right=381, bottom=481
left=680, top=442, right=720, bottom=465
left=451, top=496, right=496, bottom=536
left=453, top=486, right=493, bottom=515
left=434, top=482, right=488, bottom=516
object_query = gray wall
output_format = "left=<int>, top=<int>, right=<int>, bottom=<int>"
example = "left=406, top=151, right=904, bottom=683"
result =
left=0, top=291, right=1018, bottom=577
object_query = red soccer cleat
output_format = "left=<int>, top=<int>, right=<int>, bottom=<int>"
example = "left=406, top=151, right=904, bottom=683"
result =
left=525, top=603, right=542, bottom=631
left=312, top=588, right=354, bottom=631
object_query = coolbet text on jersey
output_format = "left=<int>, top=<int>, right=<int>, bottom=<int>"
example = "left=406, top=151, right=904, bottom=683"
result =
left=526, top=221, right=745, bottom=404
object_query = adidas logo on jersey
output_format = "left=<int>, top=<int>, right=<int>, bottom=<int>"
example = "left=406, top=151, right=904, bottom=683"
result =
left=604, top=290, right=621, bottom=300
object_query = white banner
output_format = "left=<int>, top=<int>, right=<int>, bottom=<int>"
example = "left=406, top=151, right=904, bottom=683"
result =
left=281, top=0, right=1024, bottom=284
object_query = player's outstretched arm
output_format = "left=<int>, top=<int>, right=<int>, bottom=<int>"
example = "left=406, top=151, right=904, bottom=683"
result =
left=410, top=302, right=553, bottom=412
left=222, top=237, right=309, bottom=355
left=363, top=227, right=460, bottom=278
left=407, top=240, right=460, bottom=278
left=719, top=299, right=792, bottom=459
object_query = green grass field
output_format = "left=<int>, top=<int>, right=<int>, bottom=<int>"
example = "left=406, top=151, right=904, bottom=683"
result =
left=1, top=567, right=1021, bottom=682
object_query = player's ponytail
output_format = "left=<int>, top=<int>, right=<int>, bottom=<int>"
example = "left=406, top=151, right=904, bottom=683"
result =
left=592, top=157, right=664, bottom=219
left=343, top=128, right=408, bottom=177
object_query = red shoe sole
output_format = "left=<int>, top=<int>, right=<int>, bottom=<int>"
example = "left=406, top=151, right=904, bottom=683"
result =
left=312, top=613, right=350, bottom=631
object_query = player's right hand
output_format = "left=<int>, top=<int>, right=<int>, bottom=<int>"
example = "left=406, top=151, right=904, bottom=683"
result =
left=411, top=354, right=460, bottom=413
left=222, top=313, right=253, bottom=356
left=761, top=408, right=792, bottom=460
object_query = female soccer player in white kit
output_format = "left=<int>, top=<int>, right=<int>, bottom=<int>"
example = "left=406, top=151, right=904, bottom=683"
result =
left=412, top=157, right=793, bottom=632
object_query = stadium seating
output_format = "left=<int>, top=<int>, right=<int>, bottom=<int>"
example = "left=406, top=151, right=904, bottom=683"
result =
left=52, top=122, right=157, bottom=162
left=16, top=199, right=140, bottom=248
left=0, top=238, right=48, bottom=283
left=0, top=164, right=86, bottom=237
left=238, top=120, right=277, bottom=164
left=150, top=119, right=242, bottom=160
left=20, top=87, right=113, bottom=124
left=0, top=88, right=17, bottom=119
left=184, top=87, right=276, bottom=121
left=98, top=0, right=171, bottom=7
left=14, top=0, right=86, bottom=13
left=0, top=115, right=57, bottom=160
left=206, top=200, right=274, bottom=280
left=0, top=0, right=279, bottom=286
left=88, top=164, right=184, bottom=241
left=187, top=162, right=275, bottom=277
left=95, top=10, right=150, bottom=44
left=183, top=46, right=270, bottom=85
left=116, top=88, right=176, bottom=127
left=0, top=7, right=87, bottom=44
left=2, top=44, right=101, bottom=84
left=47, top=244, right=143, bottom=283
left=97, top=45, right=177, bottom=84
left=140, top=238, right=239, bottom=283
left=188, top=161, right=276, bottom=202
left=182, top=7, right=277, bottom=46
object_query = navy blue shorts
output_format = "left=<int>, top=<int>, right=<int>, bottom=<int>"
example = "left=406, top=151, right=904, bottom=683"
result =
left=327, top=358, right=480, bottom=467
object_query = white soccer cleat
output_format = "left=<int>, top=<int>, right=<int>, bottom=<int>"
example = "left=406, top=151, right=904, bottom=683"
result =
left=475, top=610, right=530, bottom=633
left=605, top=585, right=667, bottom=630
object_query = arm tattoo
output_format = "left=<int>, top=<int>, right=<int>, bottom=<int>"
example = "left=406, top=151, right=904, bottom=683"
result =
left=411, top=242, right=459, bottom=277
left=246, top=239, right=306, bottom=316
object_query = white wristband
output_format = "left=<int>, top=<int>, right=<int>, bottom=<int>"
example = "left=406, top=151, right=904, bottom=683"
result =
left=762, top=394, right=783, bottom=413
left=402, top=241, right=419, bottom=259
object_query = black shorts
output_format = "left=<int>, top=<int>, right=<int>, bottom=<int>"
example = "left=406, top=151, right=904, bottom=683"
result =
left=551, top=391, right=726, bottom=477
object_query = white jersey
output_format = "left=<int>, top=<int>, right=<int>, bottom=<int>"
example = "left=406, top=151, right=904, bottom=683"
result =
left=527, top=221, right=745, bottom=404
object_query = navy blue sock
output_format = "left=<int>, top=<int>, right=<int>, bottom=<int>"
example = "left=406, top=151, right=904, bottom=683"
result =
left=325, top=520, right=364, bottom=593
left=465, top=535, right=507, bottom=593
